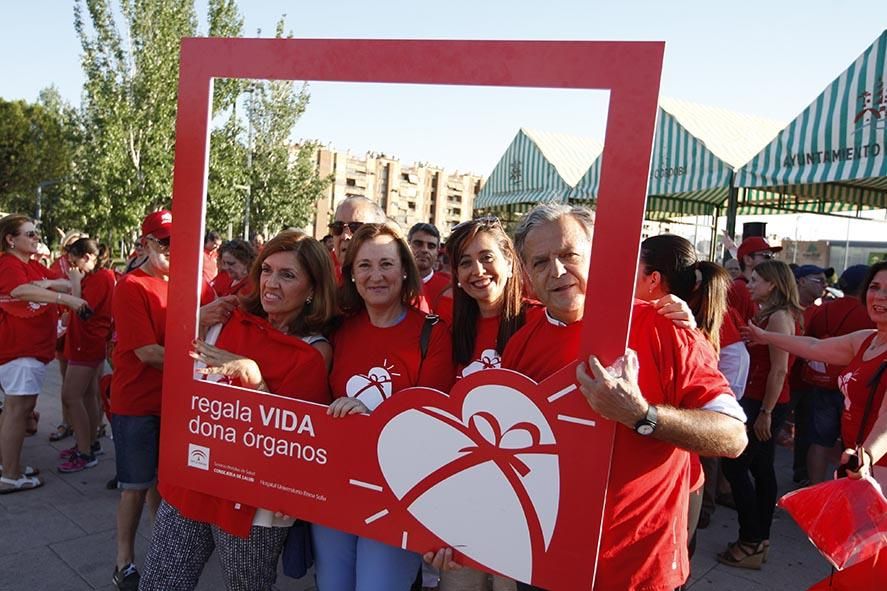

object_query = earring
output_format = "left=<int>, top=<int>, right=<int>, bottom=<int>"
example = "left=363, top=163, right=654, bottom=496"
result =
left=306, top=295, right=313, bottom=305
left=351, top=276, right=356, bottom=283
left=403, top=274, right=407, bottom=280
left=457, top=282, right=462, bottom=288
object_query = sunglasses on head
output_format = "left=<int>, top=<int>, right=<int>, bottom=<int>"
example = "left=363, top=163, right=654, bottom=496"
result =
left=329, top=221, right=364, bottom=236
left=451, top=216, right=501, bottom=233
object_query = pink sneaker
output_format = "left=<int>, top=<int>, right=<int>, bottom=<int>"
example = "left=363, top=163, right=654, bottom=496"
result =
left=58, top=453, right=97, bottom=473
left=59, top=445, right=78, bottom=460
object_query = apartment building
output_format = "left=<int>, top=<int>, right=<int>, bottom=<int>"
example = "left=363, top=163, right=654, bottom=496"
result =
left=311, top=147, right=483, bottom=239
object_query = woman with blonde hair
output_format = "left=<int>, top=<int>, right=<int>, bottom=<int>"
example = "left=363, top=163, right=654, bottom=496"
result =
left=720, top=259, right=803, bottom=569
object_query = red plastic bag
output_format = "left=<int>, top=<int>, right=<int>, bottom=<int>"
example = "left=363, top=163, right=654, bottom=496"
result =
left=807, top=549, right=887, bottom=590
left=778, top=477, right=887, bottom=569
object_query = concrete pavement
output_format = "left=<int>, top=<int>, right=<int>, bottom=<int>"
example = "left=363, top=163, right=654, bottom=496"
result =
left=0, top=362, right=832, bottom=590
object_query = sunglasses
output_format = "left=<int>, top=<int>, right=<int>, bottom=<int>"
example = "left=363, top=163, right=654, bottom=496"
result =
left=329, top=221, right=364, bottom=236
left=18, top=230, right=40, bottom=239
left=451, top=215, right=502, bottom=233
left=753, top=252, right=773, bottom=260
left=147, top=236, right=171, bottom=252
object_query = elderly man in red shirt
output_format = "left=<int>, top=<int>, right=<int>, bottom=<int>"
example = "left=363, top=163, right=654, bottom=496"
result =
left=502, top=203, right=747, bottom=591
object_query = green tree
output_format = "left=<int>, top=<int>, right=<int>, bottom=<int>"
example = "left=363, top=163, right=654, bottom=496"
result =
left=0, top=88, right=77, bottom=243
left=245, top=18, right=329, bottom=236
left=72, top=1, right=328, bottom=243
left=73, top=0, right=197, bottom=240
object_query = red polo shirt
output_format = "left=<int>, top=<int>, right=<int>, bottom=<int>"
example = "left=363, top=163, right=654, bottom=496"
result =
left=502, top=301, right=731, bottom=591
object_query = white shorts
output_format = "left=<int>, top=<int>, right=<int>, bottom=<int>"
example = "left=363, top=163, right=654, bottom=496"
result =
left=0, top=357, right=47, bottom=396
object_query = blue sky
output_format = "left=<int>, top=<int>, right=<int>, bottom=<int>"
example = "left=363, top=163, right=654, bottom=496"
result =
left=1, top=0, right=883, bottom=177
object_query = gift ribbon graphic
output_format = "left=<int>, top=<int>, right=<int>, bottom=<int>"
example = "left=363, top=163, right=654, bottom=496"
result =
left=397, top=408, right=558, bottom=558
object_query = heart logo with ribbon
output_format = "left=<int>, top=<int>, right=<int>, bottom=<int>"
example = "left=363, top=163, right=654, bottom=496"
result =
left=346, top=365, right=398, bottom=410
left=374, top=372, right=563, bottom=583
left=460, top=348, right=502, bottom=377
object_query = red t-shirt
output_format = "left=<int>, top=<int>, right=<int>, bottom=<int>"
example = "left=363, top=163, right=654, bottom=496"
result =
left=160, top=308, right=332, bottom=537
left=0, top=253, right=59, bottom=364
left=421, top=271, right=452, bottom=312
left=839, top=333, right=887, bottom=468
left=502, top=301, right=731, bottom=591
left=64, top=269, right=116, bottom=362
left=803, top=297, right=875, bottom=389
left=110, top=268, right=168, bottom=416
left=719, top=306, right=744, bottom=349
left=211, top=270, right=233, bottom=296
left=729, top=277, right=756, bottom=324
left=789, top=304, right=821, bottom=391
left=330, top=307, right=454, bottom=409
left=203, top=249, right=219, bottom=282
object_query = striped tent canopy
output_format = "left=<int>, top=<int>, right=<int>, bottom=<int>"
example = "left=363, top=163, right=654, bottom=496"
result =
left=572, top=98, right=784, bottom=216
left=474, top=128, right=603, bottom=209
left=736, top=30, right=887, bottom=214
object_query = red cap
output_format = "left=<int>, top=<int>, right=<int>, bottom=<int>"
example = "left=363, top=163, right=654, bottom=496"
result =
left=737, top=236, right=782, bottom=262
left=141, top=210, right=172, bottom=239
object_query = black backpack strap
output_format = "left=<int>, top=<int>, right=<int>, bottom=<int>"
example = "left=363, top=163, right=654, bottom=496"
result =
left=420, top=314, right=440, bottom=360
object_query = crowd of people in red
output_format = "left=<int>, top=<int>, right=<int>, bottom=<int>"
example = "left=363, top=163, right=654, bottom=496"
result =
left=1, top=199, right=885, bottom=591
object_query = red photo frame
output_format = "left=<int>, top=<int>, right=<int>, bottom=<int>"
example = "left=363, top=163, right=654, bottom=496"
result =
left=162, top=38, right=663, bottom=590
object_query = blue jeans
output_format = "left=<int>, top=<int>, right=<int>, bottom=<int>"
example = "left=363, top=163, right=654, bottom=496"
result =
left=111, top=414, right=160, bottom=490
left=311, top=524, right=420, bottom=591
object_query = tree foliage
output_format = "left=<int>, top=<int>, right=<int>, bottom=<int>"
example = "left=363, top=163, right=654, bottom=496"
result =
left=0, top=88, right=78, bottom=243
left=70, top=0, right=329, bottom=243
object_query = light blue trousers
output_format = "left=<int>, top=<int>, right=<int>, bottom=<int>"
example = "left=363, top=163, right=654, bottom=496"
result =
left=311, top=523, right=421, bottom=591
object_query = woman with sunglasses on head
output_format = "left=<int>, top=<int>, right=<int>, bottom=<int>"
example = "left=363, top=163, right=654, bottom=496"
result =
left=425, top=216, right=534, bottom=591
left=56, top=238, right=117, bottom=473
left=140, top=231, right=337, bottom=591
left=315, top=222, right=454, bottom=591
left=719, top=259, right=803, bottom=569
left=0, top=215, right=88, bottom=493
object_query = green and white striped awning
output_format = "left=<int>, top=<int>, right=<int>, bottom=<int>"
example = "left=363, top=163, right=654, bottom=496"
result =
left=571, top=98, right=783, bottom=216
left=474, top=128, right=603, bottom=209
left=735, top=30, right=887, bottom=212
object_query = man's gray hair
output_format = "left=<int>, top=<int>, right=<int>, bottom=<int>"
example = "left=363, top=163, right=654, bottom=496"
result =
left=513, top=203, right=595, bottom=261
left=335, top=195, right=386, bottom=223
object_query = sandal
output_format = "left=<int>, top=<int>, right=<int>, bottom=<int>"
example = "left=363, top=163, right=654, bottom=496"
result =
left=49, top=423, right=73, bottom=442
left=0, top=465, right=40, bottom=477
left=717, top=540, right=764, bottom=570
left=0, top=474, right=44, bottom=494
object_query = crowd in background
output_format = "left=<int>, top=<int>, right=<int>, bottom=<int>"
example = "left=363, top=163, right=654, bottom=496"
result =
left=1, top=201, right=885, bottom=591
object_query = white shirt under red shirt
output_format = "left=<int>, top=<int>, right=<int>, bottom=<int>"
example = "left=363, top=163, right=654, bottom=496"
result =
left=502, top=300, right=741, bottom=591
left=330, top=307, right=454, bottom=409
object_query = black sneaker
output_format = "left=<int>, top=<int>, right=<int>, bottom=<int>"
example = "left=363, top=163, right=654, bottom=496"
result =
left=112, top=563, right=140, bottom=591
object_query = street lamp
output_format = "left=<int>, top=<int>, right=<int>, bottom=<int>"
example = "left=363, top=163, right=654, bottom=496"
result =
left=35, top=178, right=64, bottom=223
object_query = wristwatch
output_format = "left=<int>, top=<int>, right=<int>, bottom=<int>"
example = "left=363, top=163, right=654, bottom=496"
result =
left=634, top=404, right=658, bottom=436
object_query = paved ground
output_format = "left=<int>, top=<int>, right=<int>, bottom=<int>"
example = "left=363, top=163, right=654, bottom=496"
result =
left=0, top=362, right=832, bottom=590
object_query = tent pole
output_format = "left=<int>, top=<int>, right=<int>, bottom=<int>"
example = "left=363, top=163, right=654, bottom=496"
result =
left=709, top=207, right=720, bottom=262
left=725, top=170, right=739, bottom=243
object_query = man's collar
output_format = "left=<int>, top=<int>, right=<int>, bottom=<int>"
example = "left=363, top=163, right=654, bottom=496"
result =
left=545, top=309, right=568, bottom=327
left=422, top=270, right=434, bottom=284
